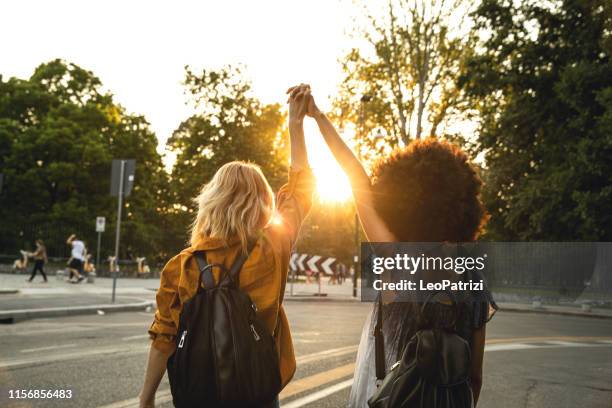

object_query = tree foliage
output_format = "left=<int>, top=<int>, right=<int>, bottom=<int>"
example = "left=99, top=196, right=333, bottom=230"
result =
left=166, top=65, right=289, bottom=245
left=459, top=0, right=612, bottom=240
left=333, top=0, right=475, bottom=155
left=0, top=59, right=169, bottom=260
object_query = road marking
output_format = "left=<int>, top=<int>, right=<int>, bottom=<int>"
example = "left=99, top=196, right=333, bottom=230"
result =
left=282, top=338, right=612, bottom=406
left=121, top=334, right=150, bottom=341
left=0, top=344, right=148, bottom=369
left=96, top=337, right=612, bottom=408
left=96, top=348, right=359, bottom=408
left=485, top=336, right=612, bottom=344
left=295, top=345, right=358, bottom=365
left=293, top=331, right=321, bottom=336
left=485, top=343, right=539, bottom=352
left=281, top=363, right=355, bottom=399
left=3, top=322, right=147, bottom=336
left=282, top=379, right=354, bottom=408
left=20, top=343, right=77, bottom=353
left=545, top=340, right=593, bottom=347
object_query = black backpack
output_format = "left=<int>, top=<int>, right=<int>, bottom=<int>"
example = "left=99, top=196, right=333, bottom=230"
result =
left=368, top=292, right=473, bottom=408
left=167, top=243, right=282, bottom=407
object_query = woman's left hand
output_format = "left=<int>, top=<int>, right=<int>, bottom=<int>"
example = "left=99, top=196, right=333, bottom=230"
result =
left=287, top=83, right=310, bottom=123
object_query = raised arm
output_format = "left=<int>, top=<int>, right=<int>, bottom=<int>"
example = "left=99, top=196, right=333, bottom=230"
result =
left=266, top=86, right=315, bottom=248
left=301, top=90, right=395, bottom=242
left=287, top=84, right=309, bottom=170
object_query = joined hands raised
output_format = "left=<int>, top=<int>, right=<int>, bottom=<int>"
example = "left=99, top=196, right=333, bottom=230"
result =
left=286, top=83, right=321, bottom=124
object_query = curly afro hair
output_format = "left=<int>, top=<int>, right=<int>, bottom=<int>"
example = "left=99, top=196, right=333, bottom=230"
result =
left=370, top=138, right=488, bottom=242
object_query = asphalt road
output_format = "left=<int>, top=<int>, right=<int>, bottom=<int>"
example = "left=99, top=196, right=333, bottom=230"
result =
left=1, top=301, right=611, bottom=408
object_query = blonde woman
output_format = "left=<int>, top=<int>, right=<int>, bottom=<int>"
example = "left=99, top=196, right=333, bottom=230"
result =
left=139, top=86, right=314, bottom=408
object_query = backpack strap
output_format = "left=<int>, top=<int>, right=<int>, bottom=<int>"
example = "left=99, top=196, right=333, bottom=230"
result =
left=374, top=293, right=386, bottom=382
left=226, top=240, right=257, bottom=287
left=195, top=251, right=215, bottom=290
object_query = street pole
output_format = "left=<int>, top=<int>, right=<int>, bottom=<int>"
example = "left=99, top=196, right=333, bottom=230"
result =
left=353, top=211, right=359, bottom=298
left=352, top=95, right=370, bottom=298
left=96, top=231, right=101, bottom=271
left=112, top=160, right=125, bottom=303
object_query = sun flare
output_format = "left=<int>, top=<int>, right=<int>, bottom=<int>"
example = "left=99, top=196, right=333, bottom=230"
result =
left=304, top=122, right=353, bottom=203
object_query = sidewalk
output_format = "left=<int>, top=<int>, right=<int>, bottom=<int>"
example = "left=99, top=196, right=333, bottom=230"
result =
left=0, top=272, right=159, bottom=296
left=2, top=273, right=611, bottom=322
left=0, top=273, right=156, bottom=323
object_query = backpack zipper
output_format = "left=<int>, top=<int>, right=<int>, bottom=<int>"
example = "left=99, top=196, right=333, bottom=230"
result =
left=178, top=330, right=187, bottom=348
left=250, top=324, right=260, bottom=341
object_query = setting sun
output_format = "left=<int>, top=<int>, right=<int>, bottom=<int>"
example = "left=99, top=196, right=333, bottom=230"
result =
left=304, top=121, right=353, bottom=203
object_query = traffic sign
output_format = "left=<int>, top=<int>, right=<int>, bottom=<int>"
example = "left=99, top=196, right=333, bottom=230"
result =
left=110, top=159, right=136, bottom=197
left=291, top=253, right=340, bottom=275
left=96, top=216, right=106, bottom=232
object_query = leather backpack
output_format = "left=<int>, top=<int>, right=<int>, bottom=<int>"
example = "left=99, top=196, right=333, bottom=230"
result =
left=167, top=242, right=282, bottom=407
left=368, top=291, right=473, bottom=408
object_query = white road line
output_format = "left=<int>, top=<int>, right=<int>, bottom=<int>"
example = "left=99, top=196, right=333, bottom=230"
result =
left=546, top=340, right=594, bottom=347
left=296, top=345, right=358, bottom=365
left=3, top=322, right=146, bottom=336
left=293, top=331, right=321, bottom=336
left=282, top=379, right=354, bottom=408
left=485, top=343, right=539, bottom=352
left=121, top=334, right=149, bottom=341
left=96, top=346, right=360, bottom=408
left=0, top=344, right=148, bottom=369
left=484, top=341, right=612, bottom=352
left=21, top=343, right=77, bottom=353
left=97, top=340, right=612, bottom=408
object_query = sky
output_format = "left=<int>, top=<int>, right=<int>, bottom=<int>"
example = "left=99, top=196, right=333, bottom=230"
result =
left=1, top=0, right=360, bottom=200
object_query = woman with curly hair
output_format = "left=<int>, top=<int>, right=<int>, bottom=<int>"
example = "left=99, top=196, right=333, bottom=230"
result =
left=287, top=84, right=497, bottom=407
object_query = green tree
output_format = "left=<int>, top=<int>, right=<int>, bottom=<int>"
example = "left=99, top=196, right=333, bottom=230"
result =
left=459, top=0, right=612, bottom=240
left=166, top=65, right=288, bottom=244
left=0, top=59, right=169, bottom=261
left=334, top=0, right=476, bottom=153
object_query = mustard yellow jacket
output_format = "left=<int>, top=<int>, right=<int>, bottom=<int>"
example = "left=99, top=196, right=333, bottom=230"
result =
left=149, top=168, right=314, bottom=388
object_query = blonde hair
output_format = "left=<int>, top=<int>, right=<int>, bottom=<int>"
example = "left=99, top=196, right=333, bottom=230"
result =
left=190, top=161, right=275, bottom=252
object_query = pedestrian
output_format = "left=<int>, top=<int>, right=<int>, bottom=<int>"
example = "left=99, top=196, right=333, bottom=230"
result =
left=338, top=263, right=346, bottom=285
left=27, top=239, right=48, bottom=283
left=139, top=86, right=314, bottom=408
left=302, top=86, right=497, bottom=407
left=66, top=234, right=86, bottom=283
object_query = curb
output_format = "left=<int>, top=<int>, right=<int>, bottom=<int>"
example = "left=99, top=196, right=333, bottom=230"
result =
left=499, top=305, right=612, bottom=319
left=0, top=289, right=19, bottom=295
left=0, top=299, right=155, bottom=324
